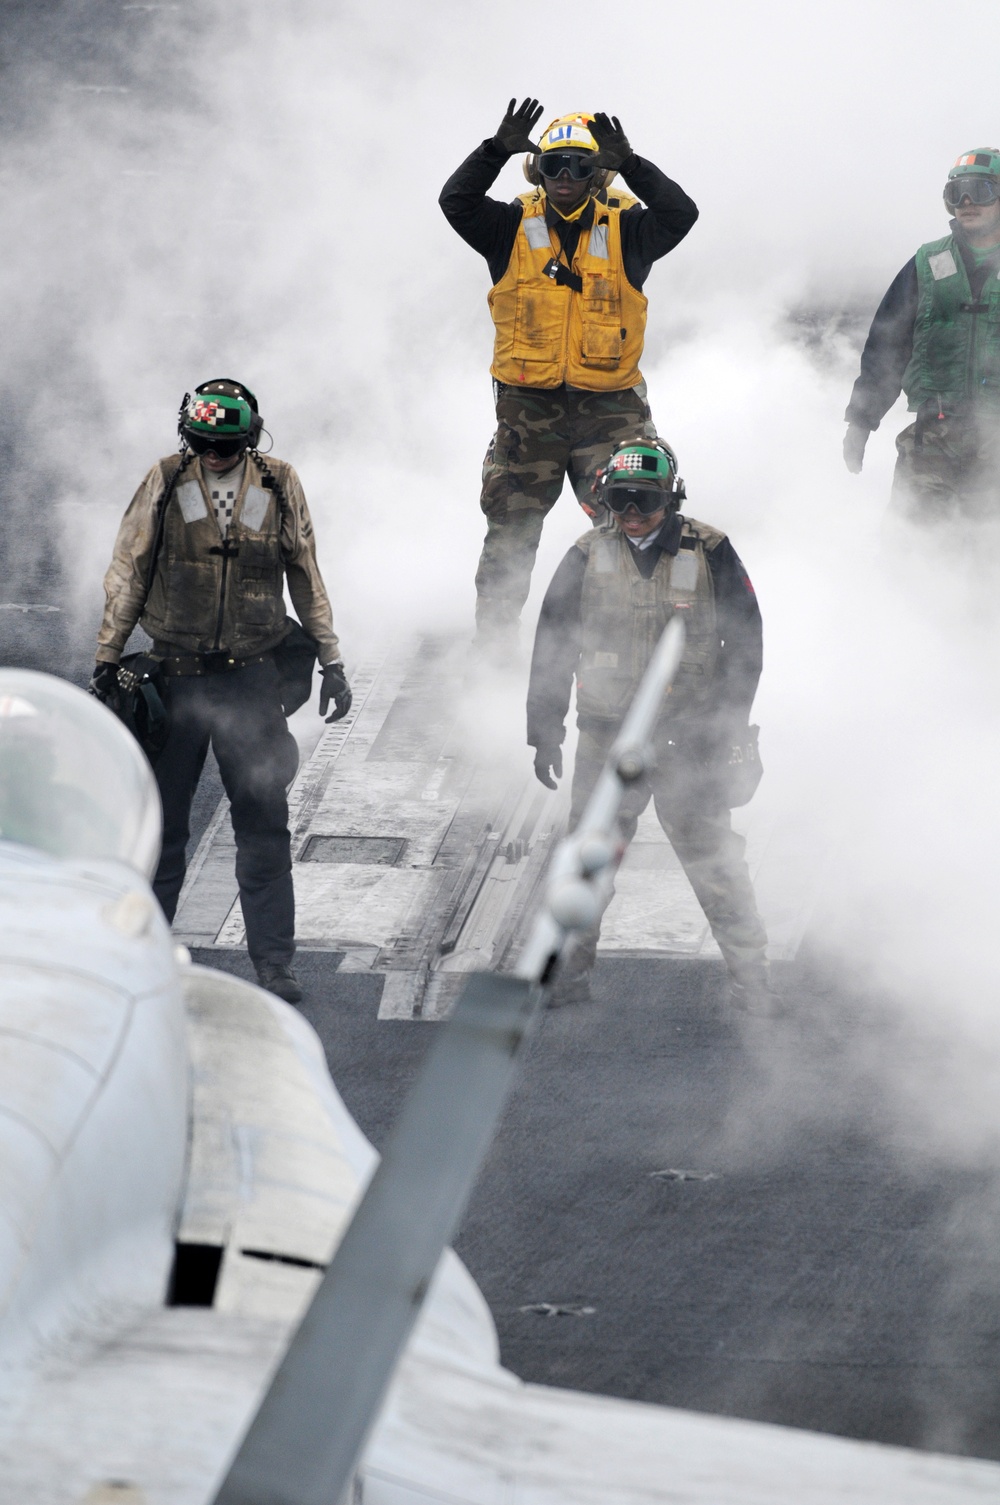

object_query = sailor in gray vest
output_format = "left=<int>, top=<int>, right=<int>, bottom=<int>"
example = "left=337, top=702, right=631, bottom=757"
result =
left=89, top=379, right=352, bottom=1004
left=527, top=439, right=775, bottom=1013
left=844, top=148, right=1000, bottom=521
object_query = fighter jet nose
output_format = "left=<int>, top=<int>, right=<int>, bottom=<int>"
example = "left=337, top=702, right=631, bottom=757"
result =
left=0, top=670, right=161, bottom=878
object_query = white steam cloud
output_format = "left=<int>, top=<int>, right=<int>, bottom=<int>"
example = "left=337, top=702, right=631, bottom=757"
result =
left=5, top=0, right=1000, bottom=1184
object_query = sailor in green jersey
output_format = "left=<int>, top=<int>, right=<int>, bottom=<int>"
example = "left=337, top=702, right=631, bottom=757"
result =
left=844, top=148, right=1000, bottom=521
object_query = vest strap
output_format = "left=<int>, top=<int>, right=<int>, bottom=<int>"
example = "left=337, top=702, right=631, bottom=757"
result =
left=542, top=257, right=583, bottom=294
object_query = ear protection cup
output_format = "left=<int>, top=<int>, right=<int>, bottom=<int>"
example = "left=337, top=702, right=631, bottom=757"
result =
left=647, top=438, right=684, bottom=500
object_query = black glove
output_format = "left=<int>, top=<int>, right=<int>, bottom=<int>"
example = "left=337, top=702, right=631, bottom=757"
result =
left=843, top=423, right=869, bottom=474
left=494, top=97, right=544, bottom=156
left=532, top=743, right=563, bottom=791
left=589, top=113, right=633, bottom=171
left=319, top=661, right=352, bottom=723
left=88, top=661, right=120, bottom=711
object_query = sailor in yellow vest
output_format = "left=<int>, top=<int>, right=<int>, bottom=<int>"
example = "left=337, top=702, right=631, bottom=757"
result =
left=440, top=101, right=698, bottom=650
left=527, top=440, right=777, bottom=1015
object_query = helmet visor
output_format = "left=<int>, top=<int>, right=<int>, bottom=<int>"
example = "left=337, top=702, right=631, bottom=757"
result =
left=184, top=429, right=249, bottom=458
left=604, top=484, right=669, bottom=517
left=538, top=151, right=597, bottom=181
left=944, top=176, right=1000, bottom=208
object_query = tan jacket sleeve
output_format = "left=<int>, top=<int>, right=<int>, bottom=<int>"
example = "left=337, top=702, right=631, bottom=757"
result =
left=278, top=462, right=342, bottom=666
left=95, top=457, right=176, bottom=665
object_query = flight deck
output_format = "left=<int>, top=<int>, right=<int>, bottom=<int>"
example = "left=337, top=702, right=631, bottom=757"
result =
left=174, top=633, right=819, bottom=1018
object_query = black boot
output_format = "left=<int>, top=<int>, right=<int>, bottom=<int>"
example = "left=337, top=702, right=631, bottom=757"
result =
left=255, top=960, right=303, bottom=1004
left=727, top=963, right=785, bottom=1018
left=546, top=965, right=593, bottom=1009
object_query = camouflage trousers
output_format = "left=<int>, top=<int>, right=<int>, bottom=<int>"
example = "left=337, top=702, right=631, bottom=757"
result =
left=475, top=382, right=656, bottom=633
left=892, top=411, right=1000, bottom=524
left=561, top=720, right=768, bottom=983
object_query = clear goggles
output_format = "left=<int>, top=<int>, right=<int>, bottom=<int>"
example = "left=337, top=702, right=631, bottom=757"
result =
left=184, top=428, right=249, bottom=458
left=537, top=150, right=597, bottom=181
left=604, top=484, right=668, bottom=517
left=944, top=176, right=1000, bottom=208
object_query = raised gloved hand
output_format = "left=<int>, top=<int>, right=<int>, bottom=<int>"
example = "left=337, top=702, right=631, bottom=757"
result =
left=494, top=97, right=544, bottom=157
left=88, top=661, right=120, bottom=711
left=319, top=661, right=352, bottom=723
left=532, top=742, right=563, bottom=791
left=589, top=113, right=633, bottom=171
left=843, top=423, right=869, bottom=474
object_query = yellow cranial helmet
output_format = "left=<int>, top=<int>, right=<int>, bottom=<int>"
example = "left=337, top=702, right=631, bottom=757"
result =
left=538, top=113, right=598, bottom=155
left=524, top=113, right=607, bottom=190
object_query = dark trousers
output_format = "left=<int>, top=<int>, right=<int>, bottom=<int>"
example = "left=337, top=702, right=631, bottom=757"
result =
left=152, top=659, right=299, bottom=965
left=892, top=411, right=1000, bottom=523
left=565, top=720, right=768, bottom=982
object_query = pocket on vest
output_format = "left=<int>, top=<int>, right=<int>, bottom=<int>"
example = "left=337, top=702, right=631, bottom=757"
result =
left=580, top=325, right=623, bottom=368
left=512, top=285, right=560, bottom=361
left=582, top=270, right=620, bottom=316
left=579, top=270, right=623, bottom=369
left=577, top=667, right=634, bottom=717
left=163, top=559, right=216, bottom=635
left=238, top=567, right=283, bottom=626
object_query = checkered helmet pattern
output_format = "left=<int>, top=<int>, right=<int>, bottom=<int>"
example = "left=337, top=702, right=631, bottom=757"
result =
left=948, top=148, right=1000, bottom=180
left=603, top=442, right=677, bottom=489
left=183, top=392, right=252, bottom=436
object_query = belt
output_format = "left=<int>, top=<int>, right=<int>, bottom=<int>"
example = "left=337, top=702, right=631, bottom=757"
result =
left=159, top=650, right=269, bottom=678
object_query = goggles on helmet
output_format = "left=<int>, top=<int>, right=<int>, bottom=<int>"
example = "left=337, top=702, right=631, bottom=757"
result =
left=538, top=151, right=597, bottom=181
left=944, top=176, right=1000, bottom=208
left=604, top=485, right=669, bottom=517
left=183, top=429, right=249, bottom=459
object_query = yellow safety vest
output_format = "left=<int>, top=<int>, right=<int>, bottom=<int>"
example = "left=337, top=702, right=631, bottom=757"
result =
left=488, top=190, right=648, bottom=391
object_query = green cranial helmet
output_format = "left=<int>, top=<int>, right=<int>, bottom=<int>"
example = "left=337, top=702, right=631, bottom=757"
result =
left=603, top=440, right=680, bottom=491
left=590, top=439, right=685, bottom=518
left=944, top=149, right=1000, bottom=210
left=948, top=148, right=1000, bottom=180
left=182, top=391, right=252, bottom=440
left=178, top=378, right=263, bottom=458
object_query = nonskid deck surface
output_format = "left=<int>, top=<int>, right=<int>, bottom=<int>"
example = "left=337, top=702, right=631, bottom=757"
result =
left=174, top=632, right=820, bottom=1016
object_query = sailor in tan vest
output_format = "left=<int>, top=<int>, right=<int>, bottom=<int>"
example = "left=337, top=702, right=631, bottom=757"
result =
left=440, top=101, right=698, bottom=654
left=527, top=440, right=776, bottom=1014
left=89, top=379, right=351, bottom=1005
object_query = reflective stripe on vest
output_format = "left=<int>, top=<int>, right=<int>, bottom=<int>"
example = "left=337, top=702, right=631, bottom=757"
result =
left=523, top=217, right=551, bottom=251
left=903, top=233, right=1000, bottom=411
left=588, top=223, right=609, bottom=258
left=487, top=196, right=648, bottom=390
left=575, top=521, right=719, bottom=723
